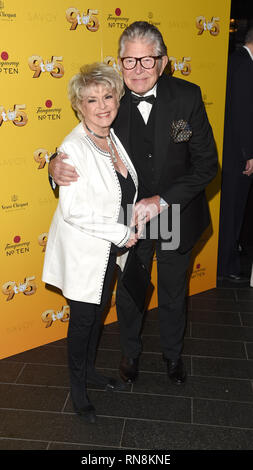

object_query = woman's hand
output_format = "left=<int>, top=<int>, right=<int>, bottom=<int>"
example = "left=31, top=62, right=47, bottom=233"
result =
left=125, top=230, right=139, bottom=248
left=48, top=152, right=79, bottom=186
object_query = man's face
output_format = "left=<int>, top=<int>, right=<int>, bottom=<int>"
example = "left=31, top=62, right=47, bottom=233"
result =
left=119, top=39, right=168, bottom=95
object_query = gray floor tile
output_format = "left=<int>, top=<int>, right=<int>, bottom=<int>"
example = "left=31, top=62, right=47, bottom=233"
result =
left=191, top=298, right=253, bottom=313
left=16, top=363, right=69, bottom=387
left=49, top=442, right=121, bottom=450
left=188, top=310, right=241, bottom=326
left=0, top=438, right=48, bottom=450
left=3, top=345, right=67, bottom=366
left=191, top=323, right=253, bottom=342
left=183, top=337, right=246, bottom=359
left=122, top=419, right=253, bottom=450
left=192, top=288, right=236, bottom=300
left=236, top=289, right=253, bottom=301
left=95, top=350, right=122, bottom=370
left=1, top=284, right=253, bottom=451
left=193, top=356, right=253, bottom=379
left=0, top=383, right=68, bottom=412
left=0, top=409, right=124, bottom=447
left=193, top=398, right=253, bottom=429
left=132, top=371, right=253, bottom=402
left=65, top=389, right=191, bottom=423
left=15, top=363, right=124, bottom=391
left=139, top=353, right=191, bottom=374
left=0, top=361, right=25, bottom=383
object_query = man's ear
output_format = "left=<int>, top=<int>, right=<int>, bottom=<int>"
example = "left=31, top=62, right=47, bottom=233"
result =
left=159, top=55, right=169, bottom=76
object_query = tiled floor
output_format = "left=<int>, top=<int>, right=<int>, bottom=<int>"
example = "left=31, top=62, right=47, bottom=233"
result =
left=0, top=282, right=253, bottom=450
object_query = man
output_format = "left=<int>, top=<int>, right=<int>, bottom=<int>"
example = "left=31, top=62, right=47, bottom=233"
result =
left=49, top=22, right=217, bottom=385
left=218, top=28, right=253, bottom=281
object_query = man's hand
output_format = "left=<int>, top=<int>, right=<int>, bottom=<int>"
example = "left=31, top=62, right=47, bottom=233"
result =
left=243, top=158, right=253, bottom=177
left=48, top=152, right=79, bottom=186
left=132, top=195, right=166, bottom=234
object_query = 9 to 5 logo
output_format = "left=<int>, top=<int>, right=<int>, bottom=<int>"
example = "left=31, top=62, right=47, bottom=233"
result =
left=38, top=233, right=48, bottom=252
left=34, top=148, right=52, bottom=169
left=28, top=56, right=64, bottom=78
left=196, top=16, right=220, bottom=36
left=41, top=305, right=70, bottom=328
left=103, top=56, right=120, bottom=73
left=169, top=56, right=191, bottom=76
left=2, top=277, right=37, bottom=301
left=66, top=7, right=99, bottom=31
left=0, top=104, right=28, bottom=127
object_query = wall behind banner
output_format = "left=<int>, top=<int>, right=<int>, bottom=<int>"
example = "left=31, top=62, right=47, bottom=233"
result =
left=0, top=0, right=231, bottom=359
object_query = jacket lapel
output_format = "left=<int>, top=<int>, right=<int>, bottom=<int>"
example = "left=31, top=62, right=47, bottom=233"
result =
left=112, top=88, right=132, bottom=157
left=154, top=75, right=177, bottom=175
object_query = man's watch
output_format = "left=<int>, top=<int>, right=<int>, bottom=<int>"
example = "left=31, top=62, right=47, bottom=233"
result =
left=160, top=197, right=168, bottom=207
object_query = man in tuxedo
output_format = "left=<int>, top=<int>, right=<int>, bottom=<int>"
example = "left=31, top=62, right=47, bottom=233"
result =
left=49, top=22, right=217, bottom=385
left=218, top=28, right=253, bottom=281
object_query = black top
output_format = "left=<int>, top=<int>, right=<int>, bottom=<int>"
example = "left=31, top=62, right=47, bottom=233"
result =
left=117, top=171, right=135, bottom=224
left=110, top=170, right=135, bottom=254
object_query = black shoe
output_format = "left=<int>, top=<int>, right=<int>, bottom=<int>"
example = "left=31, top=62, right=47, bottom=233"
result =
left=87, top=370, right=126, bottom=391
left=75, top=404, right=96, bottom=424
left=105, top=377, right=126, bottom=391
left=165, top=357, right=186, bottom=385
left=227, top=274, right=249, bottom=282
left=119, top=356, right=139, bottom=383
left=221, top=274, right=250, bottom=283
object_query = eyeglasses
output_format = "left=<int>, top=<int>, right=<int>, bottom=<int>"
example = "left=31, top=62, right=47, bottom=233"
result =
left=121, top=56, right=163, bottom=70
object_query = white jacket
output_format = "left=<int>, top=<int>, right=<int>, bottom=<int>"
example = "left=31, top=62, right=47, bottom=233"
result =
left=42, top=123, right=138, bottom=303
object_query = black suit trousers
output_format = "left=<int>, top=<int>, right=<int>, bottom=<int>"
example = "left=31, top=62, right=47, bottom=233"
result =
left=218, top=170, right=253, bottom=277
left=116, top=238, right=192, bottom=360
left=67, top=253, right=116, bottom=410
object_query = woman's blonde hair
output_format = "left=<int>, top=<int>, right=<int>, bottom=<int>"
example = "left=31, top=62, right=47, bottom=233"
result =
left=68, top=62, right=125, bottom=120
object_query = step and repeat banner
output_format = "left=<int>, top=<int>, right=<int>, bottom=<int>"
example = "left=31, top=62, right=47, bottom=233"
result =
left=0, top=0, right=231, bottom=358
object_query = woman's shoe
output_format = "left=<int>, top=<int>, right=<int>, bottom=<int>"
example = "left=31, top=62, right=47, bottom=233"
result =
left=87, top=369, right=126, bottom=390
left=75, top=404, right=96, bottom=424
left=105, top=377, right=126, bottom=391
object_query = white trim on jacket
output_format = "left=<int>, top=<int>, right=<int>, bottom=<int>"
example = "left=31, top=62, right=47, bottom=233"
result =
left=42, top=123, right=138, bottom=303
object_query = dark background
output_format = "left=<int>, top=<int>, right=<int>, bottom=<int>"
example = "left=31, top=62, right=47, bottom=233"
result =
left=227, top=0, right=253, bottom=263
left=229, top=0, right=253, bottom=52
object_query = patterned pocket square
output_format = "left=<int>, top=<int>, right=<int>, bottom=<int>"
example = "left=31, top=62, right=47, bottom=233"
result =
left=170, top=119, right=192, bottom=143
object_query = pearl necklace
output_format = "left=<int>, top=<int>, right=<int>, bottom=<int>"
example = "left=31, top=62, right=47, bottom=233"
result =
left=84, top=122, right=117, bottom=163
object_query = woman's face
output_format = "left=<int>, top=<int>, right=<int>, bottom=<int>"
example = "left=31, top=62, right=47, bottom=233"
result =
left=79, top=83, right=119, bottom=135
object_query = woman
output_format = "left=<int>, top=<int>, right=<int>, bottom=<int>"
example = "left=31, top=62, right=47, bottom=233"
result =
left=42, top=63, right=138, bottom=423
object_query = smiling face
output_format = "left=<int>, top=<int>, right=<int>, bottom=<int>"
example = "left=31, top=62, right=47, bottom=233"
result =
left=119, top=39, right=168, bottom=95
left=78, top=83, right=119, bottom=135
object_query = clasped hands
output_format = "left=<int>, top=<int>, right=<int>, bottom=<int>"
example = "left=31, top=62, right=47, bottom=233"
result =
left=48, top=153, right=166, bottom=249
left=243, top=159, right=253, bottom=177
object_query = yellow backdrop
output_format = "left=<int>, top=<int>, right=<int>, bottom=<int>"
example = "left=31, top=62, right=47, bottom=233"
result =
left=0, top=0, right=231, bottom=359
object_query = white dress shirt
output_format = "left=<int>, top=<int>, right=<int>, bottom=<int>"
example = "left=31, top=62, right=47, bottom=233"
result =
left=243, top=45, right=253, bottom=61
left=131, top=84, right=157, bottom=124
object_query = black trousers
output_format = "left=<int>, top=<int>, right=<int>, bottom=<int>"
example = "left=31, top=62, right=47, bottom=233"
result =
left=116, top=238, right=192, bottom=361
left=67, top=254, right=116, bottom=411
left=218, top=169, right=253, bottom=277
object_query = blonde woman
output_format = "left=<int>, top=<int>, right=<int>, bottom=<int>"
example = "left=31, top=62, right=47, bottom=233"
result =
left=42, top=63, right=138, bottom=423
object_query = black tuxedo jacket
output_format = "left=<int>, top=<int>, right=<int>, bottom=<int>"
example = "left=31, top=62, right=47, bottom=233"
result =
left=222, top=47, right=253, bottom=172
left=113, top=74, right=217, bottom=252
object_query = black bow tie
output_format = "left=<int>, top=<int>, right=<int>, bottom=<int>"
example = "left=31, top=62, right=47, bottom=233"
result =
left=131, top=94, right=156, bottom=105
